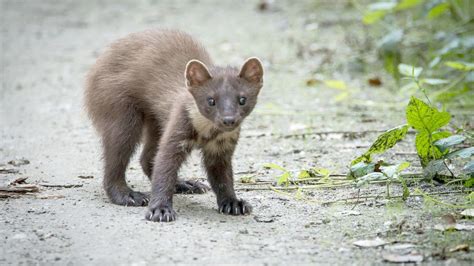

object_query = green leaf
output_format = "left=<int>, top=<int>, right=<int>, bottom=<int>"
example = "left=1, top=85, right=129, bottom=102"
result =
left=398, top=64, right=423, bottom=78
left=421, top=78, right=449, bottom=85
left=464, top=176, right=474, bottom=188
left=434, top=86, right=470, bottom=103
left=427, top=2, right=450, bottom=19
left=310, top=168, right=330, bottom=178
left=446, top=147, right=474, bottom=159
left=351, top=125, right=409, bottom=165
left=415, top=131, right=451, bottom=166
left=276, top=172, right=291, bottom=186
left=368, top=2, right=397, bottom=10
left=395, top=0, right=423, bottom=10
left=423, top=159, right=448, bottom=178
left=297, top=170, right=311, bottom=179
left=356, top=172, right=387, bottom=187
left=400, top=176, right=410, bottom=200
left=468, top=192, right=474, bottom=204
left=324, top=80, right=347, bottom=90
left=429, top=56, right=441, bottom=68
left=295, top=187, right=304, bottom=200
left=445, top=61, right=474, bottom=71
left=398, top=162, right=411, bottom=171
left=349, top=162, right=376, bottom=179
left=434, top=135, right=466, bottom=152
left=406, top=97, right=451, bottom=133
left=363, top=10, right=388, bottom=24
left=378, top=30, right=403, bottom=52
left=464, top=161, right=474, bottom=175
left=263, top=163, right=287, bottom=172
left=399, top=81, right=418, bottom=94
left=381, top=162, right=410, bottom=178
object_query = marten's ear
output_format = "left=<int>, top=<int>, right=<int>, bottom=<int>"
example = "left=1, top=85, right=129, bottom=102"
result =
left=239, top=57, right=264, bottom=86
left=185, top=60, right=212, bottom=88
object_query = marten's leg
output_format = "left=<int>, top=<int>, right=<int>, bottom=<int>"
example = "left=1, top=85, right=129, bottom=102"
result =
left=146, top=109, right=191, bottom=222
left=203, top=146, right=252, bottom=215
left=140, top=118, right=161, bottom=179
left=101, top=107, right=149, bottom=206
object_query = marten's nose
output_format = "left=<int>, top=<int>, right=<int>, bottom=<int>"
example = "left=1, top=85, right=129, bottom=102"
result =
left=222, top=116, right=236, bottom=126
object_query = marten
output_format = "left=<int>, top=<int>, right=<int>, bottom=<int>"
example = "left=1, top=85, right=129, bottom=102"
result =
left=85, top=29, right=264, bottom=222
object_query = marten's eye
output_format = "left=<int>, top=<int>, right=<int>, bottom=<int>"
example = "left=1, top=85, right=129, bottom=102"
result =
left=207, top=97, right=216, bottom=106
left=239, top=96, right=247, bottom=106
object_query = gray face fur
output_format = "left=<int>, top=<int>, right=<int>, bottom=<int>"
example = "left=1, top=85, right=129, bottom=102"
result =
left=185, top=58, right=264, bottom=132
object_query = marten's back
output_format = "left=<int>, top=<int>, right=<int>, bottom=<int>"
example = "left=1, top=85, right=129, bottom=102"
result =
left=85, top=29, right=212, bottom=128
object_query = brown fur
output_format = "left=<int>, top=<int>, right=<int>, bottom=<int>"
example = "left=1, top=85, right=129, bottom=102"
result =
left=85, top=29, right=263, bottom=222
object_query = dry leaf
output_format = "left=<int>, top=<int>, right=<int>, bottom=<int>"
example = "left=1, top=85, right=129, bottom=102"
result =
left=340, top=210, right=361, bottom=216
left=383, top=252, right=423, bottom=263
left=36, top=194, right=65, bottom=199
left=10, top=177, right=28, bottom=185
left=448, top=244, right=469, bottom=253
left=78, top=175, right=94, bottom=179
left=353, top=238, right=387, bottom=248
left=441, top=213, right=456, bottom=224
left=0, top=192, right=21, bottom=198
left=434, top=223, right=474, bottom=231
left=0, top=166, right=19, bottom=174
left=454, top=224, right=474, bottom=231
left=386, top=243, right=415, bottom=251
left=460, top=209, right=474, bottom=218
left=8, top=159, right=30, bottom=166
left=368, top=77, right=382, bottom=86
left=306, top=78, right=318, bottom=87
left=254, top=215, right=275, bottom=223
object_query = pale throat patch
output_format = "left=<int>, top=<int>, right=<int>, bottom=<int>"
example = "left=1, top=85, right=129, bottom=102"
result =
left=184, top=102, right=240, bottom=154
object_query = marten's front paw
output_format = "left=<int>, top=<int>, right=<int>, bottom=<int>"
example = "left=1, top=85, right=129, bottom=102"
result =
left=146, top=203, right=177, bottom=222
left=218, top=198, right=252, bottom=215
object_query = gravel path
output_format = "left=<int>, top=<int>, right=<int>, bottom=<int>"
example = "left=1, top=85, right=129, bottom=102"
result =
left=1, top=0, right=472, bottom=265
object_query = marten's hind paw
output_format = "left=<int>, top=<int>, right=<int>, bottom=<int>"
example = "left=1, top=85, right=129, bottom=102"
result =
left=108, top=189, right=149, bottom=207
left=175, top=180, right=210, bottom=194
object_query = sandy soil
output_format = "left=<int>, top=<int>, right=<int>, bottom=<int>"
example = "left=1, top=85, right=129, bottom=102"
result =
left=1, top=0, right=472, bottom=265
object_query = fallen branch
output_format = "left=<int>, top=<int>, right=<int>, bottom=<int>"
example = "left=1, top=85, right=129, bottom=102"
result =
left=0, top=184, right=40, bottom=193
left=243, top=129, right=416, bottom=139
left=316, top=190, right=471, bottom=206
left=38, top=183, right=83, bottom=188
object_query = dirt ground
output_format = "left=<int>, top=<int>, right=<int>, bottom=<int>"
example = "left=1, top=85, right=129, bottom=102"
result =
left=1, top=0, right=473, bottom=265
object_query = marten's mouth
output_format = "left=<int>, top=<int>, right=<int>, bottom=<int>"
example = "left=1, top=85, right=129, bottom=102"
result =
left=218, top=123, right=240, bottom=132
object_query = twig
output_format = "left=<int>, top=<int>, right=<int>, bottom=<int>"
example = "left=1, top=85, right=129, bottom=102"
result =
left=316, top=190, right=471, bottom=206
left=243, top=129, right=416, bottom=139
left=443, top=160, right=455, bottom=178
left=413, top=189, right=473, bottom=209
left=351, top=189, right=360, bottom=210
left=277, top=130, right=410, bottom=139
left=237, top=183, right=353, bottom=191
left=0, top=184, right=40, bottom=193
left=38, top=183, right=83, bottom=188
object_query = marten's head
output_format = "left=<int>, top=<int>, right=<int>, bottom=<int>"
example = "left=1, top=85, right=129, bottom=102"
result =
left=185, top=58, right=264, bottom=132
